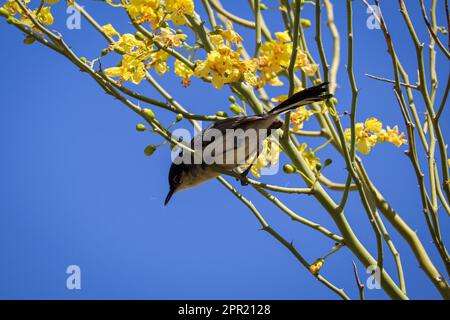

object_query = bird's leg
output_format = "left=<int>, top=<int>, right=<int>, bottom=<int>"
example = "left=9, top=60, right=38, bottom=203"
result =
left=239, top=165, right=252, bottom=186
left=238, top=151, right=260, bottom=186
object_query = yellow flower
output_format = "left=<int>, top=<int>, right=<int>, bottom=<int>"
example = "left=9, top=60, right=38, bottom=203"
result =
left=174, top=59, right=193, bottom=87
left=165, top=0, right=194, bottom=26
left=257, top=31, right=316, bottom=87
left=148, top=50, right=170, bottom=75
left=127, top=0, right=163, bottom=28
left=298, top=143, right=320, bottom=171
left=290, top=106, right=311, bottom=131
left=365, top=117, right=382, bottom=133
left=301, top=63, right=319, bottom=76
left=44, top=0, right=59, bottom=4
left=309, top=258, right=324, bottom=276
left=105, top=55, right=146, bottom=84
left=101, top=24, right=120, bottom=38
left=194, top=46, right=242, bottom=89
left=385, top=125, right=407, bottom=147
left=154, top=28, right=187, bottom=47
left=271, top=95, right=288, bottom=103
left=344, top=122, right=376, bottom=155
left=219, top=28, right=243, bottom=45
left=37, top=7, right=54, bottom=26
left=114, top=33, right=145, bottom=54
left=246, top=139, right=281, bottom=178
left=275, top=30, right=291, bottom=43
left=3, top=0, right=30, bottom=15
left=344, top=118, right=406, bottom=154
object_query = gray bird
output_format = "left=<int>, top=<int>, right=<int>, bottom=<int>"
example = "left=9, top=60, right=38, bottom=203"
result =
left=164, top=82, right=331, bottom=205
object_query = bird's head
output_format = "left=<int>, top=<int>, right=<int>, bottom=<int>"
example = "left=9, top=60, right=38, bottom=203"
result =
left=164, top=163, right=185, bottom=206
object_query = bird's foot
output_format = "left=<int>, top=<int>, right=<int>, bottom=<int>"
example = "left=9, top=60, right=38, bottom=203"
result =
left=239, top=174, right=250, bottom=186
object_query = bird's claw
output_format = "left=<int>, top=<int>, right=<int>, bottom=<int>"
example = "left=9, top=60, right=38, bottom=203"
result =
left=239, top=174, right=250, bottom=186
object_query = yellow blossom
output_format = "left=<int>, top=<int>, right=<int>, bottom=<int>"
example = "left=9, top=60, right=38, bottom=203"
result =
left=219, top=27, right=243, bottom=45
left=309, top=258, right=325, bottom=276
left=246, top=139, right=281, bottom=178
left=3, top=0, right=30, bottom=15
left=298, top=143, right=321, bottom=171
left=127, top=0, right=163, bottom=28
left=114, top=33, right=145, bottom=54
left=274, top=30, right=291, bottom=43
left=154, top=28, right=186, bottom=47
left=301, top=63, right=319, bottom=76
left=194, top=42, right=244, bottom=89
left=148, top=50, right=170, bottom=75
left=290, top=106, right=311, bottom=131
left=165, top=0, right=194, bottom=26
left=174, top=59, right=193, bottom=87
left=365, top=117, right=382, bottom=133
left=385, top=125, right=407, bottom=147
left=37, top=7, right=54, bottom=26
left=344, top=118, right=407, bottom=154
left=101, top=24, right=120, bottom=38
left=105, top=55, right=146, bottom=84
left=271, top=95, right=288, bottom=103
left=257, top=31, right=316, bottom=87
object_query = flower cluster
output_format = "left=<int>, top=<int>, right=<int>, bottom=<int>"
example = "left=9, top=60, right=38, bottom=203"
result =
left=193, top=29, right=258, bottom=89
left=103, top=24, right=188, bottom=84
left=244, top=139, right=281, bottom=178
left=344, top=118, right=407, bottom=154
left=3, top=0, right=55, bottom=28
left=126, top=0, right=194, bottom=28
left=258, top=31, right=318, bottom=87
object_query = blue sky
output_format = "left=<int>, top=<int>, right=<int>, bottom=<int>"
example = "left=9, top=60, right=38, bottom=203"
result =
left=0, top=0, right=448, bottom=299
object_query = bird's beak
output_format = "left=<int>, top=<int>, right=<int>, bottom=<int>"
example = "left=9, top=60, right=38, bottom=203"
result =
left=164, top=189, right=175, bottom=206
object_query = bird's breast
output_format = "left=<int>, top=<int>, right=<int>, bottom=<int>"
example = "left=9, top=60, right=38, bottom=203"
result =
left=178, top=164, right=221, bottom=191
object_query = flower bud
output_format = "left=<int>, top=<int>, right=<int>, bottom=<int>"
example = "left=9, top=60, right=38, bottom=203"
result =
left=216, top=111, right=228, bottom=117
left=313, top=79, right=323, bottom=86
left=114, top=47, right=126, bottom=55
left=300, top=19, right=311, bottom=28
left=143, top=108, right=155, bottom=120
left=228, top=95, right=236, bottom=103
left=101, top=48, right=109, bottom=56
left=283, top=164, right=296, bottom=174
left=309, top=258, right=325, bottom=276
left=176, top=114, right=183, bottom=122
left=23, top=36, right=35, bottom=45
left=176, top=29, right=183, bottom=34
left=229, top=103, right=243, bottom=115
left=324, top=158, right=332, bottom=167
left=80, top=57, right=88, bottom=64
left=0, top=7, right=10, bottom=18
left=136, top=123, right=146, bottom=132
left=315, top=163, right=322, bottom=171
left=144, top=145, right=157, bottom=156
left=330, top=97, right=338, bottom=105
left=134, top=31, right=145, bottom=41
left=259, top=3, right=268, bottom=10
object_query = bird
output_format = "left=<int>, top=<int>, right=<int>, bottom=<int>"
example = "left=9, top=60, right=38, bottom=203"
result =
left=164, top=82, right=332, bottom=205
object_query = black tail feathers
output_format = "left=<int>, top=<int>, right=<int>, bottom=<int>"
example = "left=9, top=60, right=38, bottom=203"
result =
left=269, top=82, right=332, bottom=116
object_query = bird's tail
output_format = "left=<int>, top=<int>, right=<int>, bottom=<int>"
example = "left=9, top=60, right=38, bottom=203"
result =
left=268, top=82, right=332, bottom=116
